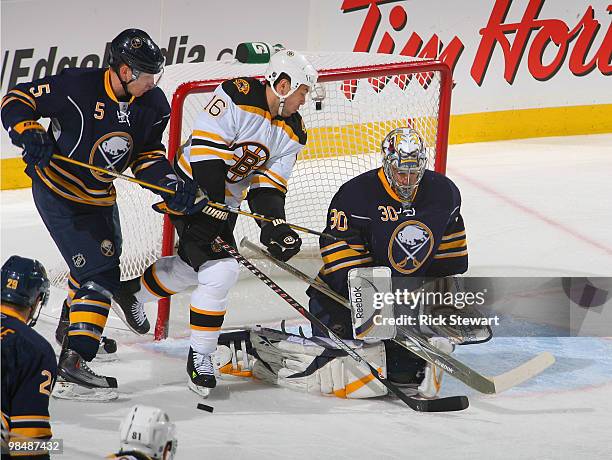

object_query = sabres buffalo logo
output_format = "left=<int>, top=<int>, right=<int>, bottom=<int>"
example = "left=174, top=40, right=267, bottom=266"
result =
left=89, top=132, right=133, bottom=182
left=388, top=220, right=434, bottom=274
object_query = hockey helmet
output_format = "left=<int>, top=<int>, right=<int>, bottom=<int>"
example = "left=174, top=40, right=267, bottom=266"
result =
left=1, top=255, right=49, bottom=326
left=119, top=405, right=177, bottom=460
left=109, top=29, right=164, bottom=81
left=381, top=128, right=428, bottom=203
left=264, top=49, right=318, bottom=100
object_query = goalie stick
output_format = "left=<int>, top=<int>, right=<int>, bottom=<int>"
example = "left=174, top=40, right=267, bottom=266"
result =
left=216, top=237, right=468, bottom=412
left=241, top=238, right=555, bottom=395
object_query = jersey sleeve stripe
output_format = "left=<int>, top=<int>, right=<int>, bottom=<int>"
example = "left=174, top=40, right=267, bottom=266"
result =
left=438, top=238, right=467, bottom=250
left=237, top=104, right=272, bottom=121
left=321, top=257, right=374, bottom=275
left=271, top=118, right=300, bottom=144
left=35, top=167, right=116, bottom=206
left=190, top=147, right=234, bottom=161
left=192, top=129, right=229, bottom=145
left=48, top=162, right=109, bottom=195
left=1, top=95, right=36, bottom=111
left=442, top=230, right=466, bottom=241
left=433, top=250, right=468, bottom=259
left=7, top=89, right=37, bottom=107
left=191, top=137, right=232, bottom=151
left=322, top=248, right=369, bottom=265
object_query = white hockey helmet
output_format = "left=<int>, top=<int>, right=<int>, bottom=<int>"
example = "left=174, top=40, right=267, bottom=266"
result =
left=264, top=49, right=318, bottom=113
left=119, top=405, right=177, bottom=460
left=381, top=127, right=428, bottom=204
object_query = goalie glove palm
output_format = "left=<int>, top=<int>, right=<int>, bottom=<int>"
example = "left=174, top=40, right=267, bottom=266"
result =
left=260, top=219, right=301, bottom=262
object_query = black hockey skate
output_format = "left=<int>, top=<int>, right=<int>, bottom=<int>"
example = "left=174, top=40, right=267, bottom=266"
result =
left=54, top=347, right=118, bottom=401
left=187, top=347, right=216, bottom=398
left=55, top=300, right=118, bottom=361
left=112, top=277, right=150, bottom=334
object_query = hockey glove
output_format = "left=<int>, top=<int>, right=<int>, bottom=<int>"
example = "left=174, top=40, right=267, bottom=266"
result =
left=181, top=205, right=229, bottom=245
left=260, top=219, right=302, bottom=262
left=13, top=121, right=54, bottom=168
left=155, top=175, right=208, bottom=215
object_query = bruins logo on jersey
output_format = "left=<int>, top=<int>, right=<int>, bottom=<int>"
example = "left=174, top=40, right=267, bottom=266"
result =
left=89, top=132, right=133, bottom=182
left=388, top=220, right=434, bottom=274
left=227, top=142, right=270, bottom=183
left=233, top=78, right=250, bottom=95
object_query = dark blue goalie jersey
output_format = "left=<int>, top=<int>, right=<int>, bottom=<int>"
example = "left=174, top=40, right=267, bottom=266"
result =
left=311, top=168, right=468, bottom=299
left=1, top=306, right=57, bottom=458
left=1, top=68, right=173, bottom=206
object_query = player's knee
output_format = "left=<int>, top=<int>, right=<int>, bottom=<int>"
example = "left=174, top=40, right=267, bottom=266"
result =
left=197, top=258, right=239, bottom=295
left=78, top=266, right=121, bottom=294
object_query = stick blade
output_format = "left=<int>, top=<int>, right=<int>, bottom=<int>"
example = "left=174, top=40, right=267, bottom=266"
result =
left=412, top=395, right=470, bottom=412
left=491, top=352, right=555, bottom=394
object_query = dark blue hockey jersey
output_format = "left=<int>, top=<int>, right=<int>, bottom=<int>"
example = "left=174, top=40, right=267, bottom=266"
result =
left=1, top=306, right=57, bottom=458
left=1, top=68, right=173, bottom=206
left=310, top=168, right=468, bottom=299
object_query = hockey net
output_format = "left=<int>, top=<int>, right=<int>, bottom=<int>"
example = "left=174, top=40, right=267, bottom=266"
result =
left=47, top=52, right=452, bottom=340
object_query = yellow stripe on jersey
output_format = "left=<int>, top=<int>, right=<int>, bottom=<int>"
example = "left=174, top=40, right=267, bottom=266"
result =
left=322, top=248, right=368, bottom=265
left=250, top=175, right=286, bottom=193
left=2, top=96, right=36, bottom=111
left=321, top=257, right=373, bottom=275
left=434, top=250, right=468, bottom=259
left=438, top=238, right=467, bottom=250
left=192, top=129, right=230, bottom=145
left=10, top=415, right=50, bottom=422
left=190, top=325, right=222, bottom=331
left=5, top=89, right=37, bottom=109
left=237, top=105, right=272, bottom=121
left=190, top=147, right=234, bottom=161
left=71, top=298, right=111, bottom=309
left=48, top=161, right=110, bottom=195
left=442, top=230, right=466, bottom=241
left=271, top=118, right=301, bottom=144
left=35, top=167, right=116, bottom=206
left=178, top=153, right=193, bottom=175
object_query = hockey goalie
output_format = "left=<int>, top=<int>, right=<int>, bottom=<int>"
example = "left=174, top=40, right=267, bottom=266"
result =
left=216, top=127, right=491, bottom=401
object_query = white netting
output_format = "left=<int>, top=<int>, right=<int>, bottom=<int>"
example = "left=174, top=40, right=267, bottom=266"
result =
left=49, top=52, right=448, bottom=289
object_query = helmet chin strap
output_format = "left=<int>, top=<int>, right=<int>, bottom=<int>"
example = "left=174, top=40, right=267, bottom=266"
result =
left=113, top=66, right=134, bottom=99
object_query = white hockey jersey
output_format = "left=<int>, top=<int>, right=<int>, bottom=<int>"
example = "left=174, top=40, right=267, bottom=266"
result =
left=176, top=77, right=307, bottom=207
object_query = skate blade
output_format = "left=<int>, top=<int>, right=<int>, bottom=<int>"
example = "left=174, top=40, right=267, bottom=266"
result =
left=188, top=379, right=211, bottom=398
left=110, top=303, right=148, bottom=335
left=94, top=352, right=118, bottom=363
left=52, top=380, right=118, bottom=402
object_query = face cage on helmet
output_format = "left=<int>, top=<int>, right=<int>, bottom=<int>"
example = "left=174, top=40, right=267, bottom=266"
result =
left=130, top=67, right=164, bottom=87
left=27, top=287, right=49, bottom=327
left=383, top=158, right=427, bottom=203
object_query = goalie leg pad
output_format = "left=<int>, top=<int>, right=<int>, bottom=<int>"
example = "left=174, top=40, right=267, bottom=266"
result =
left=190, top=258, right=240, bottom=355
left=250, top=329, right=388, bottom=399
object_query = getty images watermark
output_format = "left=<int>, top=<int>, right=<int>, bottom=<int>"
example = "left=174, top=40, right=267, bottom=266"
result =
left=368, top=287, right=500, bottom=328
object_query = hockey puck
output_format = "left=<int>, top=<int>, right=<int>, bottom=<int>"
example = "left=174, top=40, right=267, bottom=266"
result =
left=197, top=403, right=214, bottom=413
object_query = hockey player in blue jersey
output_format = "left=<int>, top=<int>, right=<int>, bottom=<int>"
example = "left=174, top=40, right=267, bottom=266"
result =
left=1, top=256, right=56, bottom=459
left=304, top=127, right=469, bottom=397
left=1, top=29, right=205, bottom=397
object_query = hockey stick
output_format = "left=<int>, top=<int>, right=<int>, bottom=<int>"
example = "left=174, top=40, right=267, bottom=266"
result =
left=51, top=154, right=335, bottom=240
left=216, top=236, right=468, bottom=412
left=241, top=238, right=556, bottom=395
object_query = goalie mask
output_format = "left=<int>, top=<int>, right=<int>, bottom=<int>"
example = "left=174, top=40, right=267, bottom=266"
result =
left=381, top=128, right=428, bottom=204
left=119, top=405, right=177, bottom=460
left=264, top=49, right=318, bottom=116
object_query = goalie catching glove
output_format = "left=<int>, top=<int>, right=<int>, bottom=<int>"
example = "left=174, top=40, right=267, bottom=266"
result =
left=260, top=219, right=302, bottom=262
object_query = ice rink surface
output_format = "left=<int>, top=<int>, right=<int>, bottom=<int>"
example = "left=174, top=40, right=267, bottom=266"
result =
left=2, top=134, right=612, bottom=459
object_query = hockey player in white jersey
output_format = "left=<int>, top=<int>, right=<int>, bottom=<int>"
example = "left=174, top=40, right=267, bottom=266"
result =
left=107, top=405, right=177, bottom=460
left=114, top=49, right=318, bottom=397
